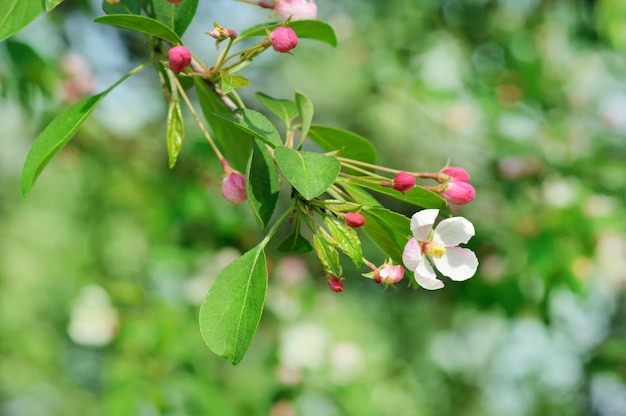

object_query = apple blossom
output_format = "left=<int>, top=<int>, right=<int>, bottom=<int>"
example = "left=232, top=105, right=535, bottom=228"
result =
left=270, top=27, right=298, bottom=53
left=168, top=46, right=191, bottom=73
left=275, top=0, right=318, bottom=22
left=441, top=180, right=476, bottom=205
left=441, top=166, right=471, bottom=183
left=402, top=209, right=478, bottom=290
left=221, top=171, right=247, bottom=204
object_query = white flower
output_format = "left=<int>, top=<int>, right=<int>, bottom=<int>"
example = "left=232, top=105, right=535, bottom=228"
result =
left=402, top=209, right=478, bottom=290
left=275, top=0, right=318, bottom=22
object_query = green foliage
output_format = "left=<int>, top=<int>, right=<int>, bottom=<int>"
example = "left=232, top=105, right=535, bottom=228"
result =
left=246, top=142, right=279, bottom=228
left=236, top=19, right=338, bottom=46
left=295, top=90, right=314, bottom=141
left=145, top=0, right=198, bottom=36
left=256, top=92, right=299, bottom=125
left=313, top=233, right=342, bottom=277
left=308, top=125, right=377, bottom=167
left=0, top=0, right=45, bottom=42
left=94, top=14, right=183, bottom=45
left=274, top=146, right=341, bottom=200
left=166, top=97, right=185, bottom=169
left=213, top=109, right=283, bottom=148
left=324, top=216, right=363, bottom=267
left=199, top=243, right=268, bottom=366
left=360, top=207, right=411, bottom=266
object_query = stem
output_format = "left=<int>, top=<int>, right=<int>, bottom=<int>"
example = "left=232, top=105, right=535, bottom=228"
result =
left=212, top=37, right=235, bottom=74
left=339, top=172, right=386, bottom=185
left=171, top=74, right=225, bottom=160
left=189, top=58, right=238, bottom=111
left=260, top=201, right=298, bottom=247
left=339, top=160, right=389, bottom=179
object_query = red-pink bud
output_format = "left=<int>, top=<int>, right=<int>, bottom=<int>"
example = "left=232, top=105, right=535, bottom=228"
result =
left=441, top=181, right=475, bottom=205
left=374, top=264, right=404, bottom=284
left=221, top=171, right=247, bottom=205
left=392, top=171, right=416, bottom=193
left=275, top=0, right=318, bottom=21
left=270, top=27, right=298, bottom=53
left=328, top=276, right=344, bottom=293
left=258, top=1, right=274, bottom=8
left=166, top=0, right=183, bottom=3
left=168, top=46, right=191, bottom=73
left=441, top=166, right=470, bottom=183
left=344, top=212, right=365, bottom=228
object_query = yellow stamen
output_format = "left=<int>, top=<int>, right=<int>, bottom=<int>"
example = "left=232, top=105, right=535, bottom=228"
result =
left=424, top=242, right=446, bottom=258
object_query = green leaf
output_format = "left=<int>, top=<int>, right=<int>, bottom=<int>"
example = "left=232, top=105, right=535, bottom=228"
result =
left=102, top=0, right=142, bottom=15
left=274, top=146, right=341, bottom=200
left=255, top=92, right=299, bottom=125
left=166, top=98, right=185, bottom=168
left=22, top=92, right=107, bottom=196
left=213, top=109, right=282, bottom=149
left=295, top=91, right=314, bottom=142
left=199, top=244, right=268, bottom=365
left=94, top=14, right=183, bottom=45
left=220, top=72, right=250, bottom=95
left=313, top=234, right=342, bottom=277
left=278, top=220, right=313, bottom=253
left=0, top=0, right=46, bottom=42
left=308, top=125, right=377, bottom=168
left=46, top=0, right=63, bottom=11
left=246, top=141, right=279, bottom=228
left=236, top=20, right=338, bottom=47
left=360, top=207, right=411, bottom=265
left=352, top=180, right=449, bottom=212
left=324, top=216, right=362, bottom=266
left=341, top=183, right=382, bottom=207
left=194, top=78, right=250, bottom=172
left=145, top=0, right=198, bottom=36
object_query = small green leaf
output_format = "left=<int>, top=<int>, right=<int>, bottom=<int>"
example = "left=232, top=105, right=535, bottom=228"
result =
left=94, top=14, right=183, bottom=45
left=295, top=91, right=313, bottom=141
left=22, top=92, right=107, bottom=196
left=213, top=109, right=282, bottom=148
left=324, top=216, right=362, bottom=266
left=274, top=146, right=341, bottom=200
left=145, top=0, right=198, bottom=36
left=313, top=234, right=342, bottom=277
left=352, top=180, right=449, bottom=213
left=360, top=207, right=411, bottom=265
left=0, top=0, right=46, bottom=42
left=166, top=98, right=185, bottom=168
left=194, top=78, right=250, bottom=171
left=236, top=20, right=337, bottom=47
left=246, top=141, right=280, bottom=228
left=256, top=92, right=299, bottom=124
left=220, top=72, right=250, bottom=95
left=341, top=183, right=382, bottom=207
left=308, top=125, right=377, bottom=168
left=102, top=0, right=142, bottom=15
left=199, top=244, right=268, bottom=366
left=278, top=228, right=313, bottom=253
left=46, top=0, right=64, bottom=11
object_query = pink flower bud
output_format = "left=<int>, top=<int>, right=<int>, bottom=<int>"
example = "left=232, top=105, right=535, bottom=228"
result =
left=275, top=0, right=318, bottom=21
left=441, top=181, right=476, bottom=205
left=270, top=27, right=298, bottom=53
left=221, top=171, right=247, bottom=205
left=441, top=166, right=470, bottom=183
left=166, top=0, right=184, bottom=3
left=374, top=264, right=404, bottom=284
left=168, top=46, right=191, bottom=73
left=344, top=212, right=365, bottom=228
left=328, top=276, right=344, bottom=293
left=392, top=171, right=416, bottom=193
left=208, top=26, right=237, bottom=41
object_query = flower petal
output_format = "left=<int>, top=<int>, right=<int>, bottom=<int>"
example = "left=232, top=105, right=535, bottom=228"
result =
left=432, top=247, right=478, bottom=281
left=410, top=209, right=439, bottom=241
left=402, top=238, right=422, bottom=271
left=414, top=258, right=444, bottom=290
left=432, top=216, right=475, bottom=246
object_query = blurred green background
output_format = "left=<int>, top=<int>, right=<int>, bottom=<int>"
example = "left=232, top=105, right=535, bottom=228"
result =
left=1, top=0, right=626, bottom=415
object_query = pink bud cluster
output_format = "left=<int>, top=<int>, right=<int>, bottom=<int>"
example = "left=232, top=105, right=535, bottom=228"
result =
left=168, top=46, right=192, bottom=73
left=439, top=167, right=475, bottom=205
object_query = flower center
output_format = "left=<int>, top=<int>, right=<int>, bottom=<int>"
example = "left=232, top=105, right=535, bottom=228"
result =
left=422, top=241, right=446, bottom=258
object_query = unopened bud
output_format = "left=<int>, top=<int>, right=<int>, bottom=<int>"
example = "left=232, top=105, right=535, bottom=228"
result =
left=374, top=264, right=404, bottom=284
left=344, top=212, right=365, bottom=228
left=441, top=166, right=470, bottom=183
left=208, top=24, right=238, bottom=41
left=328, top=276, right=344, bottom=293
left=391, top=171, right=416, bottom=193
left=441, top=181, right=475, bottom=205
left=168, top=46, right=191, bottom=73
left=221, top=171, right=247, bottom=205
left=270, top=27, right=298, bottom=53
left=275, top=0, right=318, bottom=22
